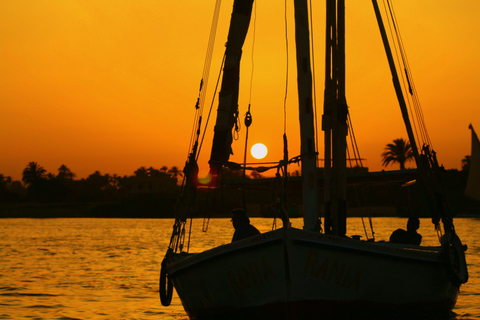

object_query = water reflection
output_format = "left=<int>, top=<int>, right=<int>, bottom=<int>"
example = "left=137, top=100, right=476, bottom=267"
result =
left=0, top=217, right=478, bottom=319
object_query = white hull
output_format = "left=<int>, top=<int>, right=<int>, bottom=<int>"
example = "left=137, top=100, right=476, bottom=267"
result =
left=166, top=228, right=458, bottom=319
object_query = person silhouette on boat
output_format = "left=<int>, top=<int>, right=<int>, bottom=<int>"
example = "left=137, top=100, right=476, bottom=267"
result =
left=231, top=208, right=261, bottom=242
left=389, top=217, right=422, bottom=245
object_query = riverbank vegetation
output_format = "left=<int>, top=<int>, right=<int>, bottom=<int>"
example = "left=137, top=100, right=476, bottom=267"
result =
left=0, top=159, right=476, bottom=218
left=0, top=163, right=184, bottom=218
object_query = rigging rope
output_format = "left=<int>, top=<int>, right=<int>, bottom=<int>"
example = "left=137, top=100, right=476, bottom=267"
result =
left=382, top=1, right=419, bottom=144
left=243, top=1, right=256, bottom=178
left=346, top=113, right=375, bottom=241
left=388, top=1, right=432, bottom=148
left=243, top=105, right=253, bottom=177
left=187, top=0, right=222, bottom=161
left=347, top=112, right=364, bottom=168
left=172, top=0, right=222, bottom=255
left=382, top=0, right=432, bottom=150
left=387, top=2, right=431, bottom=145
left=197, top=54, right=225, bottom=162
left=248, top=2, right=257, bottom=106
left=283, top=0, right=289, bottom=135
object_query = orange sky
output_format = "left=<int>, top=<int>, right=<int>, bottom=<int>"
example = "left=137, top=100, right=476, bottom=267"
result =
left=1, top=1, right=479, bottom=181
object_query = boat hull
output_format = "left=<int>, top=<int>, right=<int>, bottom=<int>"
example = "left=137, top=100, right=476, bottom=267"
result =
left=166, top=228, right=458, bottom=319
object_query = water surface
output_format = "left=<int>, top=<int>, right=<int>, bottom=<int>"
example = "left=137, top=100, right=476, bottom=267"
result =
left=0, top=218, right=478, bottom=319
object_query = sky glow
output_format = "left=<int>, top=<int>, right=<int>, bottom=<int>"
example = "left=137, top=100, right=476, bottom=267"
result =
left=1, top=1, right=479, bottom=180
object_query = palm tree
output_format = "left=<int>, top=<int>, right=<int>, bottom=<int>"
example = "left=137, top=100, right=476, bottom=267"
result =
left=0, top=174, right=11, bottom=184
left=0, top=174, right=12, bottom=190
left=168, top=166, right=183, bottom=179
left=461, top=155, right=471, bottom=172
left=46, top=173, right=56, bottom=179
left=148, top=167, right=162, bottom=178
left=22, top=162, right=47, bottom=185
left=381, top=138, right=414, bottom=170
left=57, top=164, right=76, bottom=180
left=134, top=166, right=148, bottom=178
left=110, top=173, right=119, bottom=189
left=86, top=171, right=110, bottom=190
left=160, top=166, right=168, bottom=174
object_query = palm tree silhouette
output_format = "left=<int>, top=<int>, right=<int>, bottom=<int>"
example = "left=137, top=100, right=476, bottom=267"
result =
left=0, top=174, right=12, bottom=189
left=57, top=164, right=76, bottom=180
left=22, top=162, right=47, bottom=185
left=110, top=173, right=119, bottom=189
left=148, top=167, right=162, bottom=178
left=86, top=171, right=110, bottom=190
left=381, top=138, right=414, bottom=170
left=461, top=155, right=471, bottom=172
left=134, top=166, right=148, bottom=178
left=168, top=166, right=183, bottom=179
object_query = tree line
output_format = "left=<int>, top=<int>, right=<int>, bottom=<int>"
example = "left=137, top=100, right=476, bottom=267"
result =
left=381, top=138, right=471, bottom=172
left=0, top=163, right=184, bottom=203
left=0, top=138, right=471, bottom=204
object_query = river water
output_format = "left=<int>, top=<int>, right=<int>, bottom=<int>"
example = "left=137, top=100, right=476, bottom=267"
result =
left=0, top=217, right=478, bottom=319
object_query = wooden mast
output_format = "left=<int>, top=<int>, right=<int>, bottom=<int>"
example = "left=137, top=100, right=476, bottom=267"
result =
left=323, top=0, right=335, bottom=234
left=323, top=0, right=347, bottom=236
left=371, top=0, right=422, bottom=175
left=372, top=0, right=456, bottom=232
left=293, top=0, right=319, bottom=231
left=371, top=0, right=447, bottom=229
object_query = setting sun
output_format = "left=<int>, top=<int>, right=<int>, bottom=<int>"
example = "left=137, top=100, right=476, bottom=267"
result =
left=251, top=143, right=268, bottom=160
left=0, top=1, right=478, bottom=181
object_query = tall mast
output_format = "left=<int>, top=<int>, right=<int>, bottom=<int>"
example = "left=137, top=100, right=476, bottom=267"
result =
left=371, top=0, right=421, bottom=174
left=293, top=0, right=319, bottom=231
left=323, top=0, right=347, bottom=236
left=372, top=0, right=453, bottom=232
left=333, top=0, right=348, bottom=237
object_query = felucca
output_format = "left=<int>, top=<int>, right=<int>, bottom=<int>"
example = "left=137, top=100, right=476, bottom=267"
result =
left=160, top=1, right=468, bottom=319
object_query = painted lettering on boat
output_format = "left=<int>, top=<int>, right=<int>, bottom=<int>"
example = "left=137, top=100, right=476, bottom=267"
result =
left=303, top=250, right=361, bottom=292
left=318, top=233, right=343, bottom=243
left=227, top=258, right=276, bottom=293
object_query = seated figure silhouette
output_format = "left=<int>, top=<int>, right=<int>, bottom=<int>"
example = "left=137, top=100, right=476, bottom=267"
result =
left=389, top=217, right=422, bottom=245
left=231, top=209, right=261, bottom=242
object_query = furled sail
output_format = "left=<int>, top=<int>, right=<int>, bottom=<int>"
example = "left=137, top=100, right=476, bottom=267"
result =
left=465, top=124, right=480, bottom=202
left=209, top=0, right=255, bottom=175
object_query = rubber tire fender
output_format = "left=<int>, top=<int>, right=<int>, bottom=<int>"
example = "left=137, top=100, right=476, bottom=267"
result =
left=159, top=260, right=173, bottom=306
left=441, top=231, right=468, bottom=287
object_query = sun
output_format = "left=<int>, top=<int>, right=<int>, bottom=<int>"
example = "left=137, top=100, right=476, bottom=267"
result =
left=251, top=143, right=268, bottom=159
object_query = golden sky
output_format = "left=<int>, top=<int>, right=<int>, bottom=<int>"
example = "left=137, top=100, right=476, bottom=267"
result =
left=1, top=1, right=479, bottom=181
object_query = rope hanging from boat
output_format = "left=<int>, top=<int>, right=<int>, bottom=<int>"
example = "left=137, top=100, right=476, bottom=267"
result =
left=170, top=0, right=223, bottom=255
left=160, top=2, right=225, bottom=306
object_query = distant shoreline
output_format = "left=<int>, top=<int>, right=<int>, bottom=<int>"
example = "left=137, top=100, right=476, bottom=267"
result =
left=1, top=202, right=478, bottom=219
left=0, top=202, right=174, bottom=219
